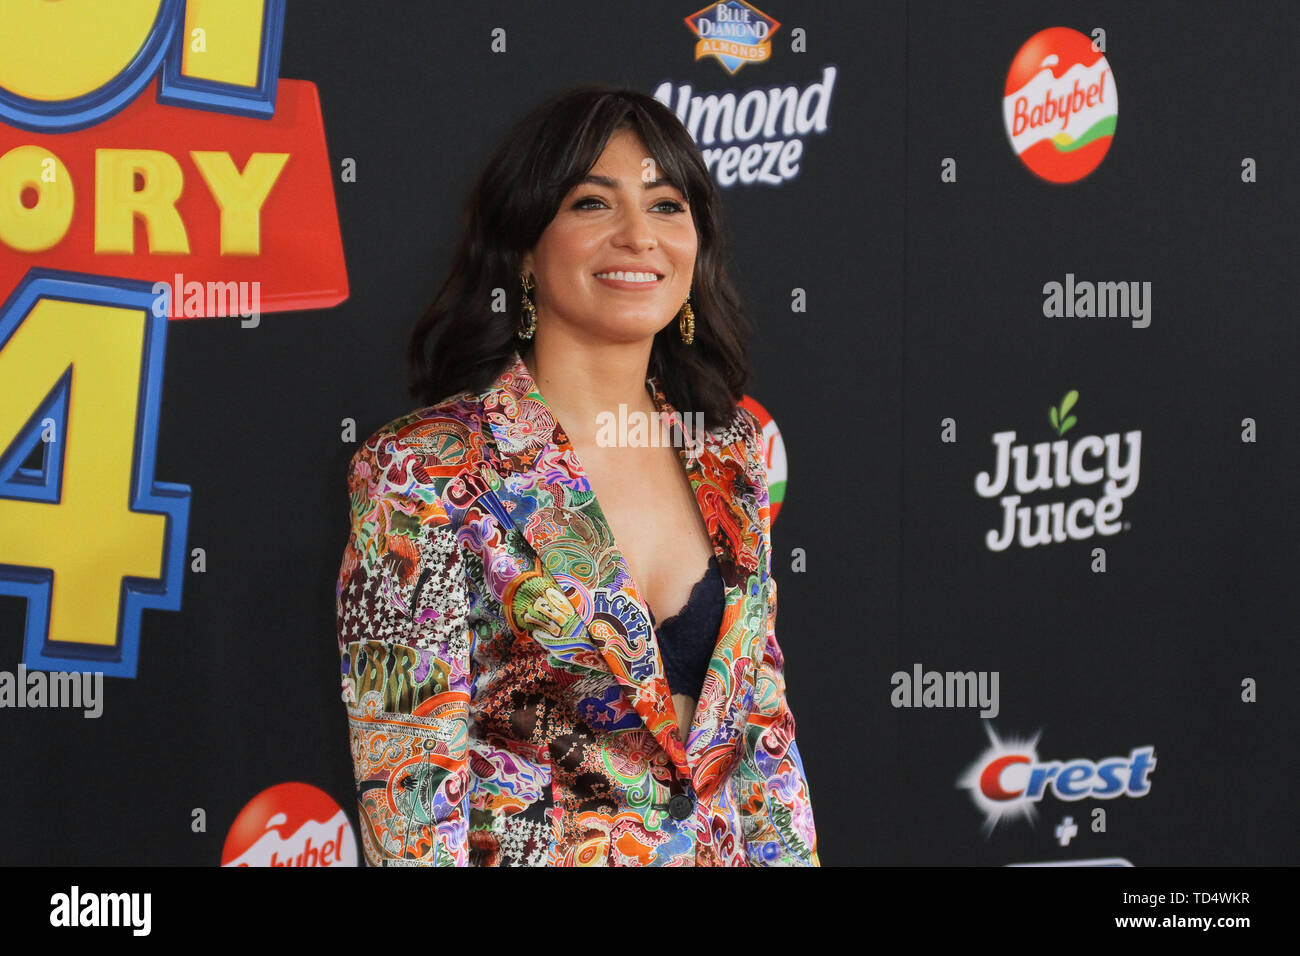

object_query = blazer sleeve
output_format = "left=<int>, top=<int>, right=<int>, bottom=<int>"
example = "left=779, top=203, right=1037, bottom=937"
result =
left=335, top=432, right=477, bottom=866
left=736, top=408, right=821, bottom=866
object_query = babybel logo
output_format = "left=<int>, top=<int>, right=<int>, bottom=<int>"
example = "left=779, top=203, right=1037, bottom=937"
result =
left=221, top=781, right=356, bottom=867
left=1003, top=27, right=1118, bottom=182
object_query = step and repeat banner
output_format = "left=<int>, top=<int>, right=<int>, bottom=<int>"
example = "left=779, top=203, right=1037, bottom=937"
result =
left=0, top=0, right=1295, bottom=867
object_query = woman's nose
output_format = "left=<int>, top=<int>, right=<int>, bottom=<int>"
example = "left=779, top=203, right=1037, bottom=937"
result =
left=612, top=205, right=656, bottom=249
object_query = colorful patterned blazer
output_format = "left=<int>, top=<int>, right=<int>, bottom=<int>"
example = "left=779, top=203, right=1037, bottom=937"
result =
left=335, top=349, right=819, bottom=866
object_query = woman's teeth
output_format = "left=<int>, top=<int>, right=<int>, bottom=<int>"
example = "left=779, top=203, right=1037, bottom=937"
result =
left=595, top=271, right=659, bottom=283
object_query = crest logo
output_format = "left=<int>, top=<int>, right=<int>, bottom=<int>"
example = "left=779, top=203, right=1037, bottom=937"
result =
left=958, top=726, right=1156, bottom=836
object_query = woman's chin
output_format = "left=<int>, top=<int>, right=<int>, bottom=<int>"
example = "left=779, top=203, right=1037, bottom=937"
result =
left=580, top=321, right=670, bottom=344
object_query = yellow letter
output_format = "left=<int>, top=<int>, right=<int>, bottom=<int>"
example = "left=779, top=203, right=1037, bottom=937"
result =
left=182, top=0, right=265, bottom=87
left=0, top=297, right=167, bottom=647
left=0, top=145, right=74, bottom=252
left=190, top=151, right=290, bottom=255
left=94, top=149, right=190, bottom=254
left=0, top=0, right=163, bottom=101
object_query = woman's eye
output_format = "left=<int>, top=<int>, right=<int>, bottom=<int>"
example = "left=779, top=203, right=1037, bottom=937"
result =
left=572, top=196, right=686, bottom=213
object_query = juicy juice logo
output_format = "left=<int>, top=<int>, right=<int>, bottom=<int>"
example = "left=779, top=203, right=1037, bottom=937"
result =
left=974, top=391, right=1140, bottom=552
left=1003, top=27, right=1118, bottom=183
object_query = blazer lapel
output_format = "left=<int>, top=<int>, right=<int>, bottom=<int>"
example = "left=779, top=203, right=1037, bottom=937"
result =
left=475, top=350, right=765, bottom=797
left=649, top=377, right=767, bottom=797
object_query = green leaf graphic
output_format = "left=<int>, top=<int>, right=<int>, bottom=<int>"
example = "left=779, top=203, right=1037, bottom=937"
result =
left=1060, top=390, right=1079, bottom=418
left=1049, top=406, right=1059, bottom=430
left=1060, top=414, right=1077, bottom=436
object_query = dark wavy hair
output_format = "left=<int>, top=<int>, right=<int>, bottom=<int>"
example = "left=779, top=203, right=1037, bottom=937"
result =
left=407, top=84, right=752, bottom=430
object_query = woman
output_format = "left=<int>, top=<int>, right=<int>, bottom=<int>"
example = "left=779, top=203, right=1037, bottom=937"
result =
left=335, top=85, right=818, bottom=866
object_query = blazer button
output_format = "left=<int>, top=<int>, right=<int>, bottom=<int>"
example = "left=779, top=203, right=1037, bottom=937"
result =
left=667, top=793, right=695, bottom=820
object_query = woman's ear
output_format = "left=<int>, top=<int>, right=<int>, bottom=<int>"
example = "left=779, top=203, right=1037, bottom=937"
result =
left=521, top=252, right=533, bottom=278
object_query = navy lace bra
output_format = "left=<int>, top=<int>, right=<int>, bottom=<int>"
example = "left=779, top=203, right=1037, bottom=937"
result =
left=647, top=554, right=724, bottom=700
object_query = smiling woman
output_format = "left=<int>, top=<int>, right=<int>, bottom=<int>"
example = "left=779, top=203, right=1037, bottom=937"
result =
left=521, top=127, right=697, bottom=349
left=335, top=85, right=819, bottom=866
left=407, top=85, right=752, bottom=426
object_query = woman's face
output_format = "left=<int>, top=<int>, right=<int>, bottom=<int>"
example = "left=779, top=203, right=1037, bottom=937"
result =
left=522, top=128, right=698, bottom=346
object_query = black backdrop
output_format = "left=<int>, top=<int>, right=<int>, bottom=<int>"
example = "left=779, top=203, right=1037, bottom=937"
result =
left=1, top=0, right=1296, bottom=866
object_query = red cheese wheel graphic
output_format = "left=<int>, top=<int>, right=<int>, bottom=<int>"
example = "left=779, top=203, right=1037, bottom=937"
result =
left=221, top=781, right=356, bottom=867
left=1003, top=27, right=1118, bottom=183
left=739, top=394, right=785, bottom=524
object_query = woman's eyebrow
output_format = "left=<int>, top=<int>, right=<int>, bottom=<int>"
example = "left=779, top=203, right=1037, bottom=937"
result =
left=578, top=173, right=680, bottom=190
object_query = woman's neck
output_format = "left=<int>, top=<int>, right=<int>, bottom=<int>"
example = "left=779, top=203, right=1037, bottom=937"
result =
left=519, top=337, right=658, bottom=450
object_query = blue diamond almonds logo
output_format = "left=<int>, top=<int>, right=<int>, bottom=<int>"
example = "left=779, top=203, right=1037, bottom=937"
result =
left=684, top=1, right=780, bottom=74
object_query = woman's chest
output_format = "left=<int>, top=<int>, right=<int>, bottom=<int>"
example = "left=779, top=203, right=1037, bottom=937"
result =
left=574, top=444, right=717, bottom=623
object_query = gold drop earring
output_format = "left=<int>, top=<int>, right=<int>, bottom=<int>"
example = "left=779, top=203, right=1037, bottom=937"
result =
left=519, top=271, right=537, bottom=339
left=678, top=288, right=695, bottom=345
